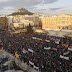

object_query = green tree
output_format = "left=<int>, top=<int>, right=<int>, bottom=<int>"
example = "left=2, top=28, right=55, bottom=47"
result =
left=26, top=24, right=33, bottom=33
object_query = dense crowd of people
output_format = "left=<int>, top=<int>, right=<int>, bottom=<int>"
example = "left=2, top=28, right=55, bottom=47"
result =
left=0, top=31, right=72, bottom=72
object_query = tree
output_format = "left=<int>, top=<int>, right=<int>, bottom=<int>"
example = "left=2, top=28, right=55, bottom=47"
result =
left=39, top=20, right=42, bottom=29
left=26, top=24, right=33, bottom=33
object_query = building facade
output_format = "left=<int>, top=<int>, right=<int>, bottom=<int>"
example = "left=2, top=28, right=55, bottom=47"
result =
left=13, top=19, right=34, bottom=28
left=41, top=14, right=72, bottom=30
left=13, top=15, right=39, bottom=27
left=7, top=16, right=14, bottom=28
left=24, top=15, right=39, bottom=27
left=0, top=16, right=8, bottom=29
left=20, top=19, right=34, bottom=27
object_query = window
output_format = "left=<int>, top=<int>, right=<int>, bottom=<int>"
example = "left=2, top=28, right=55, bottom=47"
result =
left=62, top=17, right=65, bottom=20
left=62, top=21, right=65, bottom=24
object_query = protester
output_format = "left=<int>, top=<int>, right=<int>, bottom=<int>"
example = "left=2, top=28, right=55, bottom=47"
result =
left=0, top=31, right=72, bottom=72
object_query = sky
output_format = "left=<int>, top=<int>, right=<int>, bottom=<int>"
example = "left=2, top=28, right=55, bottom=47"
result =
left=0, top=0, right=72, bottom=15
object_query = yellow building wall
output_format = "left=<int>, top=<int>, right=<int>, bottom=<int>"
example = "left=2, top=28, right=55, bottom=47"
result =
left=41, top=14, right=72, bottom=30
left=0, top=17, right=8, bottom=27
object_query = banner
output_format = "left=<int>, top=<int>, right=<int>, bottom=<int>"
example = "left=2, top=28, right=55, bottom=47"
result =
left=15, top=53, right=19, bottom=58
left=60, top=55, right=64, bottom=58
left=32, top=37, right=37, bottom=39
left=64, top=56, right=69, bottom=60
left=63, top=51, right=70, bottom=55
left=32, top=37, right=42, bottom=41
left=28, top=49, right=34, bottom=53
left=22, top=48, right=27, bottom=54
left=62, top=44, right=68, bottom=47
left=44, top=47, right=51, bottom=50
left=55, top=41, right=59, bottom=44
left=45, top=40, right=50, bottom=42
left=60, top=55, right=69, bottom=60
left=36, top=38, right=42, bottom=41
left=34, top=65, right=39, bottom=70
left=52, top=48, right=57, bottom=51
left=68, top=48, right=72, bottom=51
left=29, top=61, right=34, bottom=66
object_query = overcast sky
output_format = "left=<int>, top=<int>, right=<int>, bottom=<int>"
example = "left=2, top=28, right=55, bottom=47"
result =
left=0, top=0, right=72, bottom=15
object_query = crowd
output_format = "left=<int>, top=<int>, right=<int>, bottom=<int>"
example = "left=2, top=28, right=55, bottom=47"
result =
left=0, top=31, right=72, bottom=72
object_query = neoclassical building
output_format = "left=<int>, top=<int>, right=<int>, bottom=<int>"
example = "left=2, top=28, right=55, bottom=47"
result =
left=0, top=16, right=8, bottom=29
left=7, top=15, right=39, bottom=28
left=41, top=14, right=72, bottom=30
left=13, top=15, right=39, bottom=27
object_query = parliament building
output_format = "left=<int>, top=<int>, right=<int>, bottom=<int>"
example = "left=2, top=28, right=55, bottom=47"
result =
left=41, top=14, right=72, bottom=30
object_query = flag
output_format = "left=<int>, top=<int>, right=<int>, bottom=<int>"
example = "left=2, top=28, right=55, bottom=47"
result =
left=15, top=53, right=19, bottom=58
